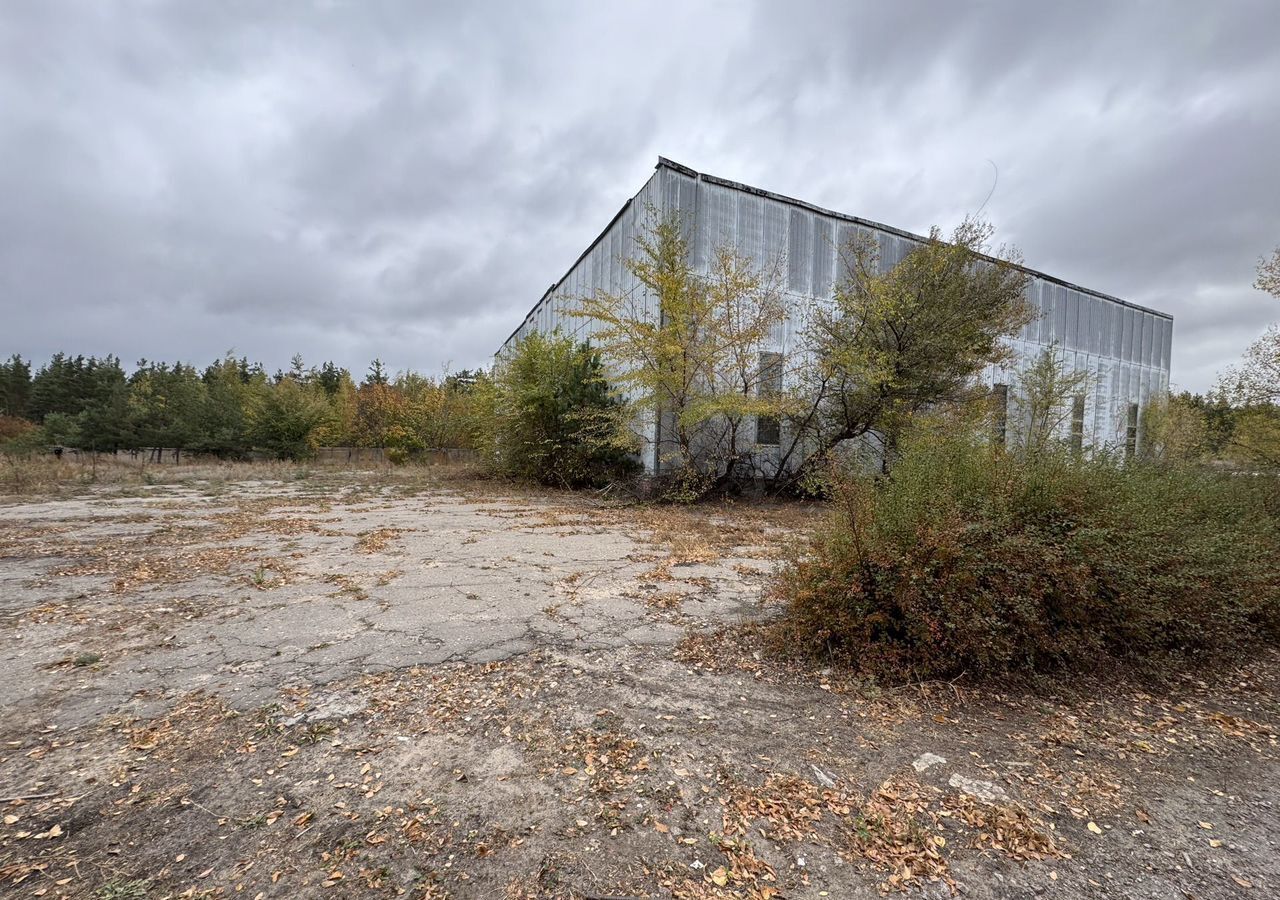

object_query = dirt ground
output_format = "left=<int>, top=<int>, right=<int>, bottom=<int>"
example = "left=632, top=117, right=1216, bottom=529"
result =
left=1, top=463, right=1277, bottom=900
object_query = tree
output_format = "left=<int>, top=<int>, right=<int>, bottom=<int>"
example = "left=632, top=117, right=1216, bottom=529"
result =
left=1228, top=405, right=1280, bottom=470
left=353, top=381, right=408, bottom=448
left=365, top=359, right=389, bottom=387
left=478, top=333, right=636, bottom=487
left=1257, top=245, right=1280, bottom=299
left=40, top=412, right=82, bottom=447
left=0, top=355, right=31, bottom=419
left=396, top=370, right=480, bottom=450
left=127, top=361, right=206, bottom=450
left=197, top=354, right=262, bottom=457
left=1141, top=391, right=1209, bottom=464
left=1010, top=345, right=1092, bottom=456
left=312, top=368, right=359, bottom=446
left=248, top=378, right=331, bottom=460
left=1218, top=325, right=1280, bottom=407
left=798, top=219, right=1033, bottom=477
left=316, top=361, right=347, bottom=398
left=580, top=208, right=789, bottom=493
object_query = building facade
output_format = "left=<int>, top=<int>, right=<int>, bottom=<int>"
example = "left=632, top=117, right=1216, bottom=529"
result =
left=499, top=158, right=1173, bottom=473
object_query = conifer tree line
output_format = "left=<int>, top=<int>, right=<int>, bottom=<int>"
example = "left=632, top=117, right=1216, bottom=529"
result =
left=0, top=351, right=484, bottom=459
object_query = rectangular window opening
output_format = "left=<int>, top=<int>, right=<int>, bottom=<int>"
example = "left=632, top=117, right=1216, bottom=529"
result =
left=991, top=383, right=1008, bottom=446
left=1070, top=394, right=1086, bottom=452
left=1125, top=402, right=1139, bottom=458
left=756, top=351, right=783, bottom=446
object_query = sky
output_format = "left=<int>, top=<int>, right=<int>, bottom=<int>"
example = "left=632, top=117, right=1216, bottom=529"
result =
left=1, top=1, right=1277, bottom=393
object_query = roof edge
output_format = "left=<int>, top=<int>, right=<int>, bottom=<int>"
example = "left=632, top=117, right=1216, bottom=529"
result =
left=498, top=166, right=664, bottom=352
left=654, top=157, right=1173, bottom=321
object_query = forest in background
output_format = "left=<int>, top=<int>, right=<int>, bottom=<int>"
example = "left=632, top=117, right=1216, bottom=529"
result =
left=0, top=352, right=483, bottom=461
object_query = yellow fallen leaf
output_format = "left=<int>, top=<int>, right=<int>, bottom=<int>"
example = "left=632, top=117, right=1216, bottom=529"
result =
left=1087, top=822, right=1102, bottom=835
left=1198, top=821, right=1213, bottom=830
left=934, top=835, right=946, bottom=847
left=2, top=815, right=17, bottom=825
left=1233, top=875, right=1253, bottom=889
left=710, top=867, right=728, bottom=887
left=1210, top=839, right=1223, bottom=848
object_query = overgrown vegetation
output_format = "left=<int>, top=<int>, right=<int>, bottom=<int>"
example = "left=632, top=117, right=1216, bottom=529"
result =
left=581, top=208, right=791, bottom=497
left=474, top=332, right=637, bottom=488
left=773, top=417, right=1280, bottom=679
left=578, top=210, right=1033, bottom=497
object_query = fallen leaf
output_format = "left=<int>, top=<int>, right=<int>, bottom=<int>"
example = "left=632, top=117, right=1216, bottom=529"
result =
left=654, top=821, right=669, bottom=834
left=1198, top=821, right=1214, bottom=830
left=1135, top=808, right=1151, bottom=825
left=1087, top=822, right=1102, bottom=835
left=1233, top=875, right=1253, bottom=889
left=710, top=867, right=729, bottom=887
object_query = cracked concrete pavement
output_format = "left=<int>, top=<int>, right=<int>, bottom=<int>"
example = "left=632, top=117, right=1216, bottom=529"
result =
left=0, top=473, right=776, bottom=727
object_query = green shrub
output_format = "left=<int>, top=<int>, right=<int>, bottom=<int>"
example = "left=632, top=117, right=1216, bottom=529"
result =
left=476, top=333, right=638, bottom=488
left=774, top=421, right=1280, bottom=679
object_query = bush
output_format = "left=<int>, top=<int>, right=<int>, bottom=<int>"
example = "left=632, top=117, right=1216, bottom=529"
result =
left=774, top=421, right=1280, bottom=679
left=476, top=333, right=638, bottom=488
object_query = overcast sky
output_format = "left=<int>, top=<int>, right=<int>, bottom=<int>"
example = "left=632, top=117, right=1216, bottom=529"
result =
left=2, top=1, right=1277, bottom=392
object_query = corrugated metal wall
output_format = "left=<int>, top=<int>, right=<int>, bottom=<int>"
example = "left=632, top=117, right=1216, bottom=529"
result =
left=500, top=161, right=1173, bottom=463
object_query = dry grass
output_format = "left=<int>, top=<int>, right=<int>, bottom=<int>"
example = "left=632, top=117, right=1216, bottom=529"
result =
left=0, top=452, right=487, bottom=501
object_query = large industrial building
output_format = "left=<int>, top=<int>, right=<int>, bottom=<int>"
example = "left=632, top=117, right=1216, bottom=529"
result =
left=500, top=158, right=1173, bottom=473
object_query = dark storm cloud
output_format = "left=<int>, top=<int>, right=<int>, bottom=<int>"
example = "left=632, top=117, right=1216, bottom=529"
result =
left=1, top=0, right=1277, bottom=390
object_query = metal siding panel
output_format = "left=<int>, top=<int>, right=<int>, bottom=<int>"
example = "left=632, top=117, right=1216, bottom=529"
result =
left=812, top=217, right=835, bottom=297
left=1042, top=284, right=1058, bottom=345
left=1120, top=307, right=1133, bottom=363
left=737, top=192, right=764, bottom=266
left=704, top=183, right=735, bottom=268
left=692, top=178, right=709, bottom=270
left=788, top=209, right=811, bottom=293
left=836, top=222, right=859, bottom=286
left=763, top=199, right=788, bottom=270
left=1087, top=297, right=1101, bottom=355
left=1097, top=300, right=1112, bottom=357
left=1065, top=290, right=1080, bottom=350
left=1064, top=291, right=1079, bottom=350
left=1026, top=282, right=1044, bottom=344
left=1020, top=286, right=1036, bottom=343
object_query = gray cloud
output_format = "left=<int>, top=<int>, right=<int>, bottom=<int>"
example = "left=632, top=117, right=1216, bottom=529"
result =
left=1, top=0, right=1277, bottom=391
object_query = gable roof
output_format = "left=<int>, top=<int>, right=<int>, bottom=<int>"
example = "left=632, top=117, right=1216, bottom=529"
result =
left=500, top=156, right=1172, bottom=353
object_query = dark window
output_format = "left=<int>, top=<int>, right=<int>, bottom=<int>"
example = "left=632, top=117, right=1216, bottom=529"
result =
left=1070, top=394, right=1086, bottom=452
left=756, top=351, right=783, bottom=446
left=991, top=383, right=1008, bottom=446
left=1125, top=402, right=1139, bottom=458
